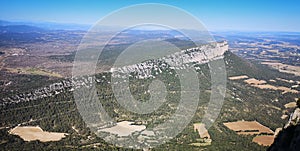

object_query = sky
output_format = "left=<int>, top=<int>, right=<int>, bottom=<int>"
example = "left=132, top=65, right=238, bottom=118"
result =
left=1, top=0, right=300, bottom=32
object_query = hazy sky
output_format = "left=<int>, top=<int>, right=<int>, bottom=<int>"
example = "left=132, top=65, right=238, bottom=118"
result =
left=1, top=0, right=300, bottom=31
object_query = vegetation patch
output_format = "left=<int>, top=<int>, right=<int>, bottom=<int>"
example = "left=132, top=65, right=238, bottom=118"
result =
left=6, top=67, right=62, bottom=78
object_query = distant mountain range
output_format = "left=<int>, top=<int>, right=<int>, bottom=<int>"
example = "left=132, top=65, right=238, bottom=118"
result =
left=0, top=20, right=91, bottom=31
left=0, top=25, right=46, bottom=33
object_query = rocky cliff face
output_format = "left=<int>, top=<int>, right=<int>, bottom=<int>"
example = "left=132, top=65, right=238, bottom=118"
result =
left=0, top=41, right=228, bottom=106
left=112, top=41, right=228, bottom=79
left=268, top=107, right=300, bottom=151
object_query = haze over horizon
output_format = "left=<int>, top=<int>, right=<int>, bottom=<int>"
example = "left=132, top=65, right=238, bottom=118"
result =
left=1, top=0, right=300, bottom=32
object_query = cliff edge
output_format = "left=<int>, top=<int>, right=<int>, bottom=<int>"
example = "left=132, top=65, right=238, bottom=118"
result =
left=268, top=100, right=300, bottom=151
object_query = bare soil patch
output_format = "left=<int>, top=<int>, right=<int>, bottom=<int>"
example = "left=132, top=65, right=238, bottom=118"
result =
left=9, top=126, right=67, bottom=142
left=193, top=123, right=210, bottom=139
left=252, top=135, right=274, bottom=146
left=252, top=84, right=298, bottom=94
left=191, top=123, right=212, bottom=146
left=276, top=78, right=295, bottom=84
left=229, top=75, right=249, bottom=80
left=99, top=121, right=146, bottom=137
left=261, top=62, right=300, bottom=76
left=284, top=102, right=297, bottom=108
left=223, top=121, right=274, bottom=135
left=244, top=78, right=266, bottom=85
left=242, top=77, right=299, bottom=94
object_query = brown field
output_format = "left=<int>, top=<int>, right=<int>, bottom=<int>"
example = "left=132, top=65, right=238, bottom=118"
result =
left=242, top=77, right=299, bottom=94
left=252, top=84, right=298, bottom=94
left=237, top=131, right=261, bottom=135
left=9, top=126, right=67, bottom=142
left=244, top=78, right=267, bottom=85
left=190, top=123, right=212, bottom=147
left=229, top=75, right=249, bottom=80
left=261, top=62, right=300, bottom=76
left=193, top=123, right=210, bottom=139
left=223, top=121, right=274, bottom=135
left=252, top=135, right=275, bottom=146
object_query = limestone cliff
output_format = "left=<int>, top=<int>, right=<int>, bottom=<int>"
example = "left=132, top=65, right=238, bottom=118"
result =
left=0, top=41, right=228, bottom=106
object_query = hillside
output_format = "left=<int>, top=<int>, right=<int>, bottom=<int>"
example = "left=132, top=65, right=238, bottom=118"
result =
left=0, top=41, right=299, bottom=150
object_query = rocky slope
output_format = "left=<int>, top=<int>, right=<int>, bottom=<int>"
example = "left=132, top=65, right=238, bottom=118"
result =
left=0, top=41, right=228, bottom=106
left=268, top=106, right=300, bottom=151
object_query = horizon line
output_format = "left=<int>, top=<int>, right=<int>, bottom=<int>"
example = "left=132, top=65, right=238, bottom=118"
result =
left=1, top=19, right=300, bottom=33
